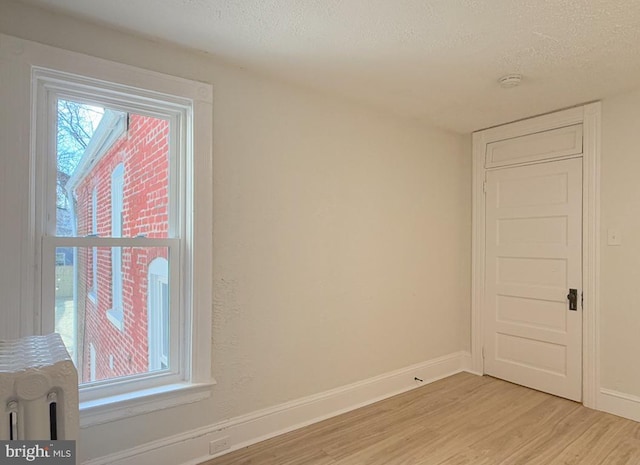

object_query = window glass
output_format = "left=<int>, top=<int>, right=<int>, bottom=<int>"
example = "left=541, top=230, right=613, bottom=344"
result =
left=60, top=106, right=170, bottom=239
left=55, top=246, right=170, bottom=383
left=53, top=98, right=174, bottom=385
left=148, top=257, right=169, bottom=372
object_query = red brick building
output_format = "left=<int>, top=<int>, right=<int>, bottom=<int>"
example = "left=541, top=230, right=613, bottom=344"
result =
left=69, top=110, right=170, bottom=383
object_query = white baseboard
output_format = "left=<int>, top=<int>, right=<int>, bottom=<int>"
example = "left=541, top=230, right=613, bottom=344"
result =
left=84, top=351, right=472, bottom=465
left=598, top=388, right=640, bottom=423
left=459, top=351, right=479, bottom=375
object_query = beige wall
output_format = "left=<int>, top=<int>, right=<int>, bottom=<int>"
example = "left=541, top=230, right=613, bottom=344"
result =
left=0, top=1, right=471, bottom=461
left=600, top=89, right=640, bottom=397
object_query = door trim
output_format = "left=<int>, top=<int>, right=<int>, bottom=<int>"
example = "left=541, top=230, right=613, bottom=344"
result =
left=471, top=103, right=601, bottom=408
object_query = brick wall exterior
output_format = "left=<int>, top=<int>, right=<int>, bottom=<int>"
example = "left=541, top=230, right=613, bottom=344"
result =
left=74, top=114, right=169, bottom=383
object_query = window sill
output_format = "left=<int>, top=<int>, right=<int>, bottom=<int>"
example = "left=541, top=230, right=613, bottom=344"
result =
left=80, top=380, right=215, bottom=427
left=106, top=308, right=124, bottom=331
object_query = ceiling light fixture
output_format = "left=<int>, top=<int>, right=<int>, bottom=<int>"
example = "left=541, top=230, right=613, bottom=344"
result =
left=498, top=74, right=523, bottom=88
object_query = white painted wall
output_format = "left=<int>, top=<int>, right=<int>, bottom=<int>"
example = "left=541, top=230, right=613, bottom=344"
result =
left=0, top=2, right=471, bottom=462
left=600, top=89, right=640, bottom=398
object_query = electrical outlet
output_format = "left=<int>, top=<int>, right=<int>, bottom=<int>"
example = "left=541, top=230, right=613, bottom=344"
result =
left=209, top=436, right=230, bottom=455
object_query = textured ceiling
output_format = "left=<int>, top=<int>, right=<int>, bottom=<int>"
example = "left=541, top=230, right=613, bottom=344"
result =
left=18, top=0, right=640, bottom=133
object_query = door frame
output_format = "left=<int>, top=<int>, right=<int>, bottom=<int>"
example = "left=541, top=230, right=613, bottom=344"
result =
left=471, top=103, right=601, bottom=408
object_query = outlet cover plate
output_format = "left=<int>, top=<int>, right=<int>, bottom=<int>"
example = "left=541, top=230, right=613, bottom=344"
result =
left=209, top=436, right=230, bottom=455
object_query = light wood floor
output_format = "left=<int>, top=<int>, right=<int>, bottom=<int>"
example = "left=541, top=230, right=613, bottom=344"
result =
left=201, top=372, right=640, bottom=465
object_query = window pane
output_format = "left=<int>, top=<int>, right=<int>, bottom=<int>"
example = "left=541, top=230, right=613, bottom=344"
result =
left=56, top=99, right=170, bottom=239
left=55, top=246, right=171, bottom=384
left=149, top=257, right=170, bottom=372
left=56, top=100, right=103, bottom=236
left=55, top=250, right=76, bottom=362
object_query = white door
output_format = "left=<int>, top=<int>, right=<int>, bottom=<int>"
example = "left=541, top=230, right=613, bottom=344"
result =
left=484, top=157, right=582, bottom=401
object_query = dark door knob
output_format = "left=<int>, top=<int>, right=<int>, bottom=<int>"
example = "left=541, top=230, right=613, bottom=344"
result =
left=567, top=288, right=578, bottom=311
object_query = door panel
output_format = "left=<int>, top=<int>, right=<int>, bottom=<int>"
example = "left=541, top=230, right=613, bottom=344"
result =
left=485, top=157, right=582, bottom=401
left=496, top=295, right=567, bottom=332
left=497, top=216, right=567, bottom=246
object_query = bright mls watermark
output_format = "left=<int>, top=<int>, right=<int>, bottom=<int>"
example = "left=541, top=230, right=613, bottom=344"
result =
left=0, top=441, right=75, bottom=464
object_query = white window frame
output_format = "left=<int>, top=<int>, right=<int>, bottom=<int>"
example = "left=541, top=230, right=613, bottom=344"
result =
left=24, top=38, right=214, bottom=427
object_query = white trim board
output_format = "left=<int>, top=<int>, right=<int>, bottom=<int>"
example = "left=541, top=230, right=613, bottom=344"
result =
left=84, top=351, right=472, bottom=465
left=471, top=103, right=601, bottom=409
left=599, top=389, right=640, bottom=423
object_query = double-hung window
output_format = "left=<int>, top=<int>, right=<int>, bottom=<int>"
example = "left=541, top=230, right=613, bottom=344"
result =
left=40, top=81, right=184, bottom=391
left=27, top=45, right=213, bottom=426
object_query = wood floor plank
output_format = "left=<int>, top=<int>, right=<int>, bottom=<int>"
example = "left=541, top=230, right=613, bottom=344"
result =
left=214, top=372, right=488, bottom=465
left=321, top=374, right=512, bottom=461
left=596, top=420, right=640, bottom=465
left=598, top=436, right=640, bottom=465
left=436, top=395, right=581, bottom=465
left=343, top=381, right=549, bottom=465
left=200, top=374, right=640, bottom=465
left=546, top=415, right=634, bottom=465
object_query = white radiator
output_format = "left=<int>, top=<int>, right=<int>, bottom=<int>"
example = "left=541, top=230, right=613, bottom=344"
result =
left=0, top=334, right=79, bottom=440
